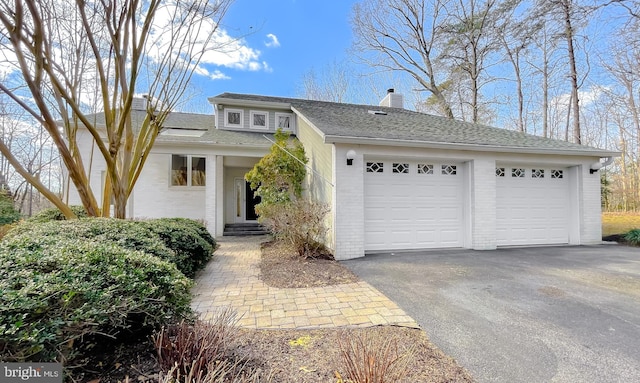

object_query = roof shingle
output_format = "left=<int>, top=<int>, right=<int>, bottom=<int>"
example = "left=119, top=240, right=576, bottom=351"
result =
left=212, top=92, right=615, bottom=156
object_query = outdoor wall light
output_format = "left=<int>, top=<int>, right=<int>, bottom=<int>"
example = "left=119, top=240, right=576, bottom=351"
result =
left=589, top=161, right=603, bottom=174
left=217, top=104, right=224, bottom=110
left=346, top=149, right=356, bottom=166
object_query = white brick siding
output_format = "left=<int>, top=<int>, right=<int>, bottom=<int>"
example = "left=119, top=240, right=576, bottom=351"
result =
left=581, top=163, right=604, bottom=244
left=333, top=145, right=365, bottom=260
left=470, top=159, right=497, bottom=250
left=133, top=152, right=205, bottom=220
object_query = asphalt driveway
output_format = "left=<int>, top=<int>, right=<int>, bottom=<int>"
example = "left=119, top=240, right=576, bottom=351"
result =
left=343, top=245, right=640, bottom=383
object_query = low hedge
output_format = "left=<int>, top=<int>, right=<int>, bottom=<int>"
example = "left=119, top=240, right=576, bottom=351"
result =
left=27, top=205, right=88, bottom=223
left=6, top=218, right=215, bottom=278
left=143, top=218, right=215, bottom=276
left=0, top=236, right=192, bottom=362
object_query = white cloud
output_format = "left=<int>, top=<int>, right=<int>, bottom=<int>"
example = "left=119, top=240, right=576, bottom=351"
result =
left=208, top=69, right=231, bottom=80
left=0, top=49, right=19, bottom=77
left=551, top=86, right=608, bottom=108
left=265, top=33, right=280, bottom=48
left=147, top=5, right=269, bottom=75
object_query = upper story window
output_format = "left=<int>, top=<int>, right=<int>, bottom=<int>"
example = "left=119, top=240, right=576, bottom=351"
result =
left=275, top=112, right=294, bottom=131
left=224, top=108, right=243, bottom=128
left=171, top=154, right=206, bottom=187
left=250, top=110, right=269, bottom=129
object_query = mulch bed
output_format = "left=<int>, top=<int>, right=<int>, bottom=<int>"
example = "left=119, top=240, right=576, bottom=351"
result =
left=259, top=240, right=360, bottom=288
left=236, top=326, right=474, bottom=383
left=74, top=239, right=474, bottom=382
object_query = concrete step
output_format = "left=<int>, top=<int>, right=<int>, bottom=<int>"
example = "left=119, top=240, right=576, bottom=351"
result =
left=223, top=223, right=269, bottom=236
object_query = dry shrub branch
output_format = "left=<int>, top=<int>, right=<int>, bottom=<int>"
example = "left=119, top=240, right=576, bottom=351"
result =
left=337, top=329, right=415, bottom=383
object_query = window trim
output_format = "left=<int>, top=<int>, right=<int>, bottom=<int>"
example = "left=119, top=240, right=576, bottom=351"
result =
left=250, top=110, right=269, bottom=130
left=224, top=108, right=244, bottom=128
left=170, top=154, right=206, bottom=188
left=275, top=112, right=295, bottom=131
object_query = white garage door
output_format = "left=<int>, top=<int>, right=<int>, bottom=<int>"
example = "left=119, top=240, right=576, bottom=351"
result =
left=496, top=166, right=570, bottom=246
left=364, top=160, right=464, bottom=252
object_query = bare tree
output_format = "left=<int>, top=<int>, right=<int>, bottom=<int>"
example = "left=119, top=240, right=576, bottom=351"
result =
left=351, top=0, right=456, bottom=118
left=0, top=0, right=233, bottom=218
left=526, top=19, right=562, bottom=138
left=495, top=0, right=545, bottom=132
left=441, top=0, right=501, bottom=123
left=0, top=88, right=61, bottom=216
left=300, top=61, right=352, bottom=103
left=535, top=0, right=590, bottom=143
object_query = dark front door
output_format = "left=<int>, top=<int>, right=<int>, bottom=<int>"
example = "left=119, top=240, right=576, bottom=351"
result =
left=245, top=182, right=261, bottom=221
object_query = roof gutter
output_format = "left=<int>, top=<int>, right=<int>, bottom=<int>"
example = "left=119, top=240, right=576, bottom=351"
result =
left=323, top=135, right=620, bottom=158
left=589, top=156, right=615, bottom=174
left=208, top=97, right=292, bottom=110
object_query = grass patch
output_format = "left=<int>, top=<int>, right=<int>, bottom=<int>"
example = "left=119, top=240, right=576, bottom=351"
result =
left=602, top=212, right=640, bottom=236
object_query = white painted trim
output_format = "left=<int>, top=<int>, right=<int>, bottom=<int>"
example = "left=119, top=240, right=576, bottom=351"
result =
left=169, top=154, right=206, bottom=188
left=215, top=156, right=224, bottom=237
left=233, top=178, right=245, bottom=223
left=323, top=135, right=618, bottom=157
left=250, top=110, right=269, bottom=130
left=224, top=108, right=244, bottom=129
left=209, top=97, right=291, bottom=110
left=291, top=106, right=327, bottom=138
left=275, top=112, right=295, bottom=132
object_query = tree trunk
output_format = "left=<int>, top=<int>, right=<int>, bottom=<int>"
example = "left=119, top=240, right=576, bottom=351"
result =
left=0, top=139, right=76, bottom=218
left=562, top=0, right=581, bottom=144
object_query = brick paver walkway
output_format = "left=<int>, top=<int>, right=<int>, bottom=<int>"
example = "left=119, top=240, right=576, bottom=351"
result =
left=191, top=236, right=419, bottom=329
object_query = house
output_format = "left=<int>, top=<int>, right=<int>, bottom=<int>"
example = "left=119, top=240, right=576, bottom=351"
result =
left=66, top=91, right=617, bottom=260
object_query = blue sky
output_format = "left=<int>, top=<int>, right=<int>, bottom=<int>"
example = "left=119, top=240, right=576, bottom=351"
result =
left=194, top=0, right=359, bottom=103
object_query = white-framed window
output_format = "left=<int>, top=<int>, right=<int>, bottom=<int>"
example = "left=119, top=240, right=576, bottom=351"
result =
left=224, top=108, right=243, bottom=128
left=392, top=163, right=409, bottom=174
left=275, top=112, right=294, bottom=131
left=418, top=164, right=434, bottom=174
left=250, top=110, right=269, bottom=129
left=366, top=162, right=384, bottom=173
left=171, top=154, right=206, bottom=187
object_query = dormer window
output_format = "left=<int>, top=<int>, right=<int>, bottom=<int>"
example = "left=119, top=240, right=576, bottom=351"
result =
left=250, top=110, right=269, bottom=129
left=275, top=112, right=294, bottom=131
left=224, top=108, right=243, bottom=128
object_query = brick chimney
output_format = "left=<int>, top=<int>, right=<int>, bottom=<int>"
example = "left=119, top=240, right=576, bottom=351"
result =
left=131, top=95, right=148, bottom=111
left=379, top=88, right=403, bottom=109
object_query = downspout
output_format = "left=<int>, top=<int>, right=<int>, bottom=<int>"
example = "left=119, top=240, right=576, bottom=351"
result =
left=590, top=157, right=614, bottom=174
left=600, top=157, right=615, bottom=168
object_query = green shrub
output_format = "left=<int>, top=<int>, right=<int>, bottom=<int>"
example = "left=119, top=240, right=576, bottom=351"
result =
left=6, top=218, right=213, bottom=277
left=0, top=236, right=192, bottom=363
left=154, top=217, right=216, bottom=248
left=143, top=218, right=215, bottom=276
left=0, top=190, right=21, bottom=225
left=624, top=229, right=640, bottom=246
left=27, top=205, right=88, bottom=223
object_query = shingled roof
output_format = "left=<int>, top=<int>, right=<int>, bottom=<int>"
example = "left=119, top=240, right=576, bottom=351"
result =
left=212, top=93, right=616, bottom=156
left=79, top=109, right=273, bottom=147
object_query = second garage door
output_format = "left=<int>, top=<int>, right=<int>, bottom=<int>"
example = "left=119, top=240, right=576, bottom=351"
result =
left=496, top=166, right=570, bottom=246
left=364, top=160, right=464, bottom=252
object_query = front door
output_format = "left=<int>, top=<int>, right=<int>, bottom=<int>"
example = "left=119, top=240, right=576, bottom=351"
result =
left=234, top=178, right=260, bottom=222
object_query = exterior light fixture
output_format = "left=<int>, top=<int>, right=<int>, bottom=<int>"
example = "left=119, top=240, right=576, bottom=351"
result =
left=346, top=150, right=356, bottom=166
left=217, top=104, right=223, bottom=110
left=589, top=162, right=603, bottom=174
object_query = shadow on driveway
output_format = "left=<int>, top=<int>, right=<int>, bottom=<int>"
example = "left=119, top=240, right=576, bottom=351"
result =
left=343, top=245, right=640, bottom=383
